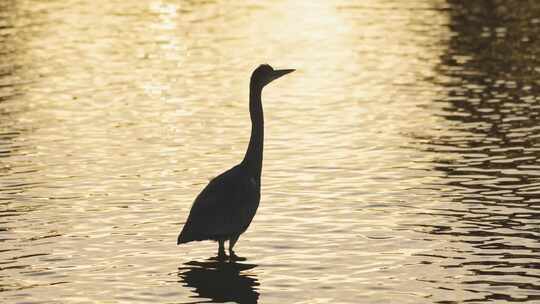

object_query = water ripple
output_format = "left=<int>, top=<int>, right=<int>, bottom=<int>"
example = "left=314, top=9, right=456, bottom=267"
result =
left=0, top=0, right=539, bottom=303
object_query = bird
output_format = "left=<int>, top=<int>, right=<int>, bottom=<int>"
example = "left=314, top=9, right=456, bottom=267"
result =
left=177, top=64, right=294, bottom=260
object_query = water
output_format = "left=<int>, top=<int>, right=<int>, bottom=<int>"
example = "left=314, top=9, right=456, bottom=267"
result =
left=1, top=0, right=539, bottom=303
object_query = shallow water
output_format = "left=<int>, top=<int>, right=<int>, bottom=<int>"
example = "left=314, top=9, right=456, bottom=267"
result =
left=1, top=0, right=539, bottom=303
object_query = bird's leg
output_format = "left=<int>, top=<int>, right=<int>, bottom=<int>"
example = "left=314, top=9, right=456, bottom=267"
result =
left=228, top=235, right=246, bottom=261
left=217, top=240, right=227, bottom=260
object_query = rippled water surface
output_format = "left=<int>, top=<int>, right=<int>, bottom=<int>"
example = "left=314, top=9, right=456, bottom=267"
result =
left=1, top=0, right=540, bottom=303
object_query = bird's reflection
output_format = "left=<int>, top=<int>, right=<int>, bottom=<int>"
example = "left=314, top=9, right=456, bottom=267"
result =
left=178, top=257, right=259, bottom=304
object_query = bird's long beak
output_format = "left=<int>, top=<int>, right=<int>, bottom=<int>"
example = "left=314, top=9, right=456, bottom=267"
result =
left=272, top=69, right=295, bottom=80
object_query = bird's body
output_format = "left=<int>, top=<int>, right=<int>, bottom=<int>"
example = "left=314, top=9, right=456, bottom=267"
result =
left=177, top=164, right=260, bottom=244
left=177, top=64, right=294, bottom=260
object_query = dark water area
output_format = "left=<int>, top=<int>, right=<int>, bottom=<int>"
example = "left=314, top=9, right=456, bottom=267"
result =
left=419, top=1, right=540, bottom=302
left=1, top=0, right=539, bottom=303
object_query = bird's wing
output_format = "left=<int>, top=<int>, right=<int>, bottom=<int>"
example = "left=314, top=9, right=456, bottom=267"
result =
left=180, top=166, right=243, bottom=240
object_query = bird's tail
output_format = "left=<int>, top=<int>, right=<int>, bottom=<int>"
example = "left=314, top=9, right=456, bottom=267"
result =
left=177, top=226, right=192, bottom=245
left=177, top=233, right=188, bottom=245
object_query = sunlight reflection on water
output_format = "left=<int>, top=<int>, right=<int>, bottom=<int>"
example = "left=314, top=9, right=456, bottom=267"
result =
left=1, top=0, right=539, bottom=303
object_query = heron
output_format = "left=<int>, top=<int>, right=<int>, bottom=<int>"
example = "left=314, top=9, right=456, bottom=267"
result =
left=177, top=64, right=295, bottom=260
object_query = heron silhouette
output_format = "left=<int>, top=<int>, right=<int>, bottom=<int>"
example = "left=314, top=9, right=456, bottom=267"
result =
left=177, top=64, right=294, bottom=260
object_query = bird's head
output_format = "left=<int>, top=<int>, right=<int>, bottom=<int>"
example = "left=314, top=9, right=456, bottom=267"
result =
left=250, top=64, right=295, bottom=89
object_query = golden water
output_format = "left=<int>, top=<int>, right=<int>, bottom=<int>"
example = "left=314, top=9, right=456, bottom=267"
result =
left=1, top=0, right=539, bottom=303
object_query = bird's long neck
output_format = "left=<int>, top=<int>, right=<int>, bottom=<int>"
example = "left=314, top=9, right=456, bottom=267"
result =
left=242, top=82, right=264, bottom=180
